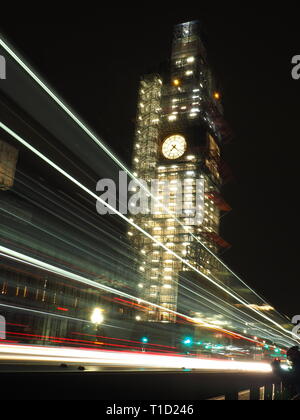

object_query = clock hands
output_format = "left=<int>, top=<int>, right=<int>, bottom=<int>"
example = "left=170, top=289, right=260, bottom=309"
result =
left=170, top=145, right=178, bottom=157
left=162, top=136, right=186, bottom=159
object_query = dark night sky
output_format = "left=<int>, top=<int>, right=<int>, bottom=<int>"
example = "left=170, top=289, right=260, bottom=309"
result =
left=1, top=8, right=300, bottom=317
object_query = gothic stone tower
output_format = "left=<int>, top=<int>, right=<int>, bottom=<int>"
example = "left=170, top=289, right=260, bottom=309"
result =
left=130, top=21, right=231, bottom=323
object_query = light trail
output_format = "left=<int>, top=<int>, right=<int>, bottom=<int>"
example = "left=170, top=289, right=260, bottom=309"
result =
left=0, top=247, right=263, bottom=344
left=0, top=121, right=298, bottom=346
left=0, top=246, right=297, bottom=348
left=0, top=35, right=280, bottom=309
left=0, top=302, right=91, bottom=324
left=4, top=331, right=178, bottom=354
left=1, top=195, right=285, bottom=344
left=0, top=177, right=266, bottom=333
left=0, top=344, right=272, bottom=373
left=0, top=195, right=283, bottom=342
left=177, top=279, right=289, bottom=343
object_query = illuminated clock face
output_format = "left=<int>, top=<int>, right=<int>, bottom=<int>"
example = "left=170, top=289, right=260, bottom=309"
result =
left=162, top=135, right=187, bottom=160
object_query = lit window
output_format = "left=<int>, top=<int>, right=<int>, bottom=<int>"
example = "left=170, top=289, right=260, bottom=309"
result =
left=187, top=56, right=195, bottom=63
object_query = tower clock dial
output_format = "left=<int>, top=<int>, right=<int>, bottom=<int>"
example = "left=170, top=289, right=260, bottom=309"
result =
left=162, top=135, right=187, bottom=160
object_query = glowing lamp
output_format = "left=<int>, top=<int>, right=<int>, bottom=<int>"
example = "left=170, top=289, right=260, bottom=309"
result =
left=91, top=308, right=104, bottom=325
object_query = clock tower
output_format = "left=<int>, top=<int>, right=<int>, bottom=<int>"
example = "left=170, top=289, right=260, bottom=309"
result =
left=130, top=21, right=231, bottom=323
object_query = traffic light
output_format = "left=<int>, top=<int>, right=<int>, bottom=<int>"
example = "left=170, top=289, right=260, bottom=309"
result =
left=183, top=337, right=193, bottom=346
left=141, top=337, right=149, bottom=344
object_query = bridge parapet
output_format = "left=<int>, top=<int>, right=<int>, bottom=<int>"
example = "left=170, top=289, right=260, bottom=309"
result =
left=0, top=370, right=285, bottom=400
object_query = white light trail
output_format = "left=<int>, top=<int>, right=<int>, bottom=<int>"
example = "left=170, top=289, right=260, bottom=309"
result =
left=178, top=283, right=286, bottom=342
left=0, top=35, right=276, bottom=307
left=0, top=302, right=89, bottom=324
left=0, top=344, right=272, bottom=373
left=0, top=246, right=262, bottom=344
left=0, top=120, right=298, bottom=346
left=0, top=239, right=296, bottom=347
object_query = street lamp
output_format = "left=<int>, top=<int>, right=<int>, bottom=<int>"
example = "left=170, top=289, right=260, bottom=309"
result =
left=91, top=308, right=104, bottom=325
